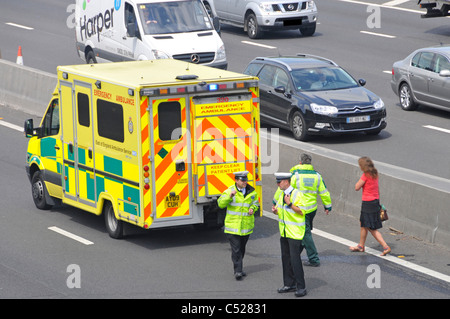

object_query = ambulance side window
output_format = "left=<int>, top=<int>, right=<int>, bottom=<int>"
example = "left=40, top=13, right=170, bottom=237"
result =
left=158, top=101, right=181, bottom=141
left=77, top=93, right=90, bottom=127
left=97, top=99, right=124, bottom=143
left=41, top=99, right=60, bottom=137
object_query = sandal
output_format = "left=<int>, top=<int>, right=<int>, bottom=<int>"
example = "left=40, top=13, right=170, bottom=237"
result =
left=349, top=245, right=365, bottom=252
left=381, top=246, right=391, bottom=256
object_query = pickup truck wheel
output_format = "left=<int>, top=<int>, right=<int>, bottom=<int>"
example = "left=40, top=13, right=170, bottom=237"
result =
left=299, top=22, right=316, bottom=36
left=104, top=201, right=123, bottom=239
left=246, top=13, right=262, bottom=39
left=31, top=171, right=52, bottom=210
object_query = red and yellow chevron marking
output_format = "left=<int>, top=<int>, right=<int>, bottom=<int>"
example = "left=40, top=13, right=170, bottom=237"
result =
left=152, top=98, right=190, bottom=219
left=140, top=97, right=153, bottom=226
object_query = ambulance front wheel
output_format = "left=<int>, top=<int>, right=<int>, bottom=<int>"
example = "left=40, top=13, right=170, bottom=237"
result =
left=31, top=171, right=52, bottom=210
left=104, top=201, right=123, bottom=239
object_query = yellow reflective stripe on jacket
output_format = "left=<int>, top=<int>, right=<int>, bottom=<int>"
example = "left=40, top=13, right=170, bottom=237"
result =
left=217, top=184, right=259, bottom=236
left=290, top=164, right=332, bottom=213
left=275, top=188, right=306, bottom=240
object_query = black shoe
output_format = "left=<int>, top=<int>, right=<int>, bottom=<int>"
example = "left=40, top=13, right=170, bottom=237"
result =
left=295, top=288, right=307, bottom=297
left=277, top=285, right=296, bottom=293
left=303, top=261, right=320, bottom=267
left=235, top=272, right=244, bottom=281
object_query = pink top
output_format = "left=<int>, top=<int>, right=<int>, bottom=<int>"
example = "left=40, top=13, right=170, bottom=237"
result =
left=361, top=173, right=379, bottom=201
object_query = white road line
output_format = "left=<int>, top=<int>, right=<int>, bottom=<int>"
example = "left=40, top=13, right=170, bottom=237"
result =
left=424, top=125, right=450, bottom=134
left=241, top=41, right=277, bottom=49
left=48, top=226, right=94, bottom=245
left=337, top=0, right=423, bottom=14
left=360, top=30, right=396, bottom=38
left=383, top=70, right=392, bottom=74
left=0, top=119, right=23, bottom=132
left=5, top=22, right=34, bottom=30
left=382, top=0, right=410, bottom=6
left=262, top=210, right=450, bottom=284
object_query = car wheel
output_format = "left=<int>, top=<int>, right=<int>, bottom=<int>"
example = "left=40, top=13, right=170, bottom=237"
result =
left=399, top=83, right=417, bottom=111
left=299, top=22, right=316, bottom=37
left=31, top=171, right=53, bottom=210
left=291, top=111, right=308, bottom=141
left=246, top=13, right=262, bottom=39
left=104, top=201, right=123, bottom=239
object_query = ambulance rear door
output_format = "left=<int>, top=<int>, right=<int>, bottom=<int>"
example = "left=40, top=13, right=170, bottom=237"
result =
left=193, top=92, right=256, bottom=201
left=149, top=96, right=192, bottom=226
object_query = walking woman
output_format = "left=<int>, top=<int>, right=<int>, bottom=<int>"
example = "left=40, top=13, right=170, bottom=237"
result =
left=350, top=157, right=391, bottom=256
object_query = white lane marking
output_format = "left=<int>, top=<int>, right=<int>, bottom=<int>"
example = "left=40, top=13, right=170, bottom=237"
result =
left=424, top=125, right=450, bottom=134
left=241, top=41, right=277, bottom=49
left=382, top=0, right=410, bottom=6
left=48, top=226, right=94, bottom=245
left=5, top=22, right=34, bottom=30
left=360, top=30, right=396, bottom=38
left=337, top=0, right=423, bottom=14
left=383, top=70, right=392, bottom=74
left=262, top=210, right=450, bottom=284
left=0, top=119, right=23, bottom=132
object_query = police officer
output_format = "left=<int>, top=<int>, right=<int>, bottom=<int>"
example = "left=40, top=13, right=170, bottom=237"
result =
left=290, top=153, right=332, bottom=267
left=217, top=171, right=259, bottom=280
left=272, top=172, right=307, bottom=297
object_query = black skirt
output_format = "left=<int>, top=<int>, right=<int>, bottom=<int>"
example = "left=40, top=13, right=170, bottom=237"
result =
left=360, top=199, right=382, bottom=230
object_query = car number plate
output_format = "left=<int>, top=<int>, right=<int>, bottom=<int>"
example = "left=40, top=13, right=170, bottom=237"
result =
left=165, top=195, right=180, bottom=209
left=347, top=115, right=370, bottom=123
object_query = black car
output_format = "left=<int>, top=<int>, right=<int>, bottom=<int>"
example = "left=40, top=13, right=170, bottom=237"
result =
left=244, top=55, right=387, bottom=141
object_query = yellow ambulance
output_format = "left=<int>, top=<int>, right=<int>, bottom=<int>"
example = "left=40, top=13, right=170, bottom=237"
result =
left=24, top=59, right=262, bottom=238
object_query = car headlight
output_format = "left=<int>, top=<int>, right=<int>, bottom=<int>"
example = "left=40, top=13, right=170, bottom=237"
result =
left=373, top=99, right=384, bottom=109
left=152, top=50, right=170, bottom=59
left=259, top=3, right=273, bottom=12
left=216, top=44, right=226, bottom=61
left=311, top=103, right=338, bottom=115
left=306, top=1, right=316, bottom=10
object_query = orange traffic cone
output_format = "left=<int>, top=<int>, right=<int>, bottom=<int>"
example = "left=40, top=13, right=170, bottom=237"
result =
left=16, top=46, right=23, bottom=65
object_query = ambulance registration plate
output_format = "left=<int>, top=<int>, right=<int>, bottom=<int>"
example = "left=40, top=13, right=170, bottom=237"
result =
left=346, top=115, right=370, bottom=123
left=165, top=195, right=180, bottom=209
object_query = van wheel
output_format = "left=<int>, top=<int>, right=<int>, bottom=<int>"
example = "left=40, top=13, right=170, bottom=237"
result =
left=291, top=111, right=308, bottom=141
left=86, top=50, right=97, bottom=64
left=104, top=201, right=123, bottom=239
left=246, top=13, right=262, bottom=39
left=31, top=171, right=52, bottom=210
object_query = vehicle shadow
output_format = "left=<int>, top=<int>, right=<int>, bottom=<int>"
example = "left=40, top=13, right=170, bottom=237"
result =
left=220, top=24, right=323, bottom=40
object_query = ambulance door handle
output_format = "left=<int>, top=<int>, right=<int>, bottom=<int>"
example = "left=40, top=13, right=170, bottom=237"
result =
left=68, top=143, right=73, bottom=154
left=54, top=145, right=60, bottom=150
left=88, top=148, right=93, bottom=159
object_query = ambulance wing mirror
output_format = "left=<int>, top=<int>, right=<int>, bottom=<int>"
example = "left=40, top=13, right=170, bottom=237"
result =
left=24, top=119, right=39, bottom=138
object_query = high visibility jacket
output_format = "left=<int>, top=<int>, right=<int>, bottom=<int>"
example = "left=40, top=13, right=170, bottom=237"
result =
left=275, top=188, right=306, bottom=240
left=217, top=184, right=259, bottom=236
left=290, top=164, right=332, bottom=214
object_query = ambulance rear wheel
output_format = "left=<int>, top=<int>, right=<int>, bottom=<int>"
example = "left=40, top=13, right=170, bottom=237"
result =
left=104, top=201, right=123, bottom=239
left=31, top=171, right=52, bottom=210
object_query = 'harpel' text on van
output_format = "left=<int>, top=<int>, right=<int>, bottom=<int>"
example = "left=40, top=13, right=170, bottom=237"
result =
left=79, top=7, right=114, bottom=42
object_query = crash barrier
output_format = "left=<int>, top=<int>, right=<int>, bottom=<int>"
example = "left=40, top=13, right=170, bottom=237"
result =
left=1, top=58, right=449, bottom=247
left=271, top=135, right=450, bottom=248
left=0, top=59, right=56, bottom=116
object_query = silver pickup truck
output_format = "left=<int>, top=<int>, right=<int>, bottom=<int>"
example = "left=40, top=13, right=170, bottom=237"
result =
left=203, top=0, right=318, bottom=39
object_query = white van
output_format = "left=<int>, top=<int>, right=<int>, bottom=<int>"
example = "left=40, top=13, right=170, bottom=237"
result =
left=75, top=0, right=227, bottom=69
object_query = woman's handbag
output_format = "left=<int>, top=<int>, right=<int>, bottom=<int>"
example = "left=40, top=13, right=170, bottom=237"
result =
left=380, top=204, right=389, bottom=222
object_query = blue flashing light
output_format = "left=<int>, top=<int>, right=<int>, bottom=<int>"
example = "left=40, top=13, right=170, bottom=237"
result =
left=209, top=84, right=218, bottom=91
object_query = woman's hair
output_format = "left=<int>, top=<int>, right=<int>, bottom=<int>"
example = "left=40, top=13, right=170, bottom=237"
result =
left=358, top=156, right=378, bottom=179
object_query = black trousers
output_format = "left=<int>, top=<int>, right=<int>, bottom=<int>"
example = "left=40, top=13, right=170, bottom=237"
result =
left=280, top=236, right=306, bottom=289
left=226, top=233, right=249, bottom=273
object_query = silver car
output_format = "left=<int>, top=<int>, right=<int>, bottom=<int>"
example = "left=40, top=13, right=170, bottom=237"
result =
left=391, top=46, right=450, bottom=111
left=203, top=0, right=318, bottom=39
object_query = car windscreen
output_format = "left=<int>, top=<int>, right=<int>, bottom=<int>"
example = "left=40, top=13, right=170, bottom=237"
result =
left=291, top=67, right=358, bottom=92
left=138, top=1, right=213, bottom=35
